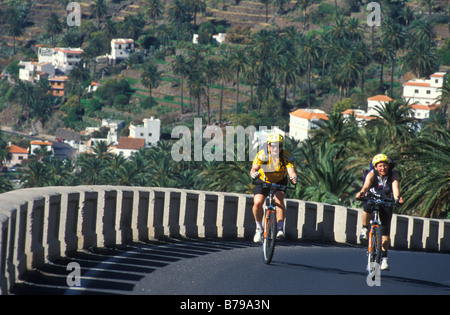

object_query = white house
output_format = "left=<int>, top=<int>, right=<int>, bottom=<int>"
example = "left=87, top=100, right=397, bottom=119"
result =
left=37, top=46, right=54, bottom=63
left=129, top=117, right=160, bottom=147
left=111, top=137, right=145, bottom=158
left=18, top=61, right=55, bottom=83
left=341, top=109, right=375, bottom=126
left=402, top=72, right=446, bottom=106
left=30, top=140, right=53, bottom=155
left=289, top=108, right=328, bottom=142
left=52, top=47, right=84, bottom=73
left=366, top=95, right=394, bottom=117
left=108, top=39, right=134, bottom=64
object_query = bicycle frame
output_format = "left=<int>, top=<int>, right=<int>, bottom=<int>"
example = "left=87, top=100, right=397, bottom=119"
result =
left=260, top=182, right=294, bottom=264
left=363, top=196, right=396, bottom=275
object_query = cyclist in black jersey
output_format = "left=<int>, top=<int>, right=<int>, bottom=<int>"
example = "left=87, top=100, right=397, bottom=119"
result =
left=356, top=154, right=404, bottom=271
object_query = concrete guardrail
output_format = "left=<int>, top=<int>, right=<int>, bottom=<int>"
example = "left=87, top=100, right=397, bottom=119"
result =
left=1, top=185, right=449, bottom=294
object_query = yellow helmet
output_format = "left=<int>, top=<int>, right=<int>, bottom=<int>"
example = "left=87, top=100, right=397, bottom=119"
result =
left=267, top=133, right=284, bottom=144
left=372, top=153, right=389, bottom=166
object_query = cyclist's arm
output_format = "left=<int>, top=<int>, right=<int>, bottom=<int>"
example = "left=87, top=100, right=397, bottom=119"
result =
left=287, top=166, right=297, bottom=184
left=250, top=163, right=261, bottom=179
left=356, top=170, right=374, bottom=199
left=391, top=172, right=403, bottom=203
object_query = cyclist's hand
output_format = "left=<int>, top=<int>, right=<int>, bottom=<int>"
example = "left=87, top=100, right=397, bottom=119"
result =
left=356, top=191, right=365, bottom=200
left=251, top=172, right=261, bottom=180
left=290, top=176, right=297, bottom=185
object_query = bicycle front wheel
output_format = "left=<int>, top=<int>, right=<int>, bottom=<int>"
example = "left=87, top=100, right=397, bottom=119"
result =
left=262, top=210, right=277, bottom=264
left=368, top=226, right=382, bottom=275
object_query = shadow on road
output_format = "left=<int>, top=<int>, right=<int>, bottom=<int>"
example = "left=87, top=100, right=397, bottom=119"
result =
left=12, top=238, right=258, bottom=295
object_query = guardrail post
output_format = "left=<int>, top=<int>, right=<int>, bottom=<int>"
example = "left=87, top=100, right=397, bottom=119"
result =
left=236, top=195, right=254, bottom=239
left=285, top=199, right=299, bottom=240
left=391, top=214, right=409, bottom=249
left=163, top=190, right=181, bottom=238
left=439, top=221, right=450, bottom=252
left=218, top=194, right=239, bottom=239
left=59, top=189, right=81, bottom=254
left=409, top=218, right=424, bottom=250
left=44, top=190, right=62, bottom=262
left=148, top=189, right=166, bottom=239
left=117, top=187, right=134, bottom=244
left=198, top=193, right=218, bottom=238
left=132, top=189, right=150, bottom=242
left=77, top=188, right=99, bottom=249
left=302, top=202, right=319, bottom=240
left=424, top=219, right=439, bottom=251
left=180, top=191, right=200, bottom=238
left=0, top=213, right=8, bottom=295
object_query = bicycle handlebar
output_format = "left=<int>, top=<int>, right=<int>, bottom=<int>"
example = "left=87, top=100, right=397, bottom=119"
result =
left=358, top=193, right=398, bottom=208
left=261, top=182, right=295, bottom=192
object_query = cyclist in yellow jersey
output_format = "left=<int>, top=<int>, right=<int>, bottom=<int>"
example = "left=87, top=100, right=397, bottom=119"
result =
left=250, top=133, right=297, bottom=242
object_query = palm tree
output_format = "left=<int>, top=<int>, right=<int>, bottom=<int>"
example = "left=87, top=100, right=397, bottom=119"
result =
left=259, top=0, right=272, bottom=22
left=45, top=13, right=63, bottom=47
left=216, top=57, right=233, bottom=124
left=403, top=40, right=439, bottom=78
left=22, top=161, right=49, bottom=188
left=295, top=140, right=358, bottom=206
left=368, top=100, right=414, bottom=149
left=353, top=40, right=372, bottom=93
left=141, top=62, right=163, bottom=108
left=401, top=132, right=450, bottom=218
left=78, top=154, right=107, bottom=185
left=310, top=111, right=358, bottom=145
left=8, top=16, right=23, bottom=54
left=301, top=34, right=321, bottom=107
left=145, top=0, right=165, bottom=35
left=202, top=57, right=218, bottom=124
left=334, top=50, right=362, bottom=98
left=373, top=38, right=394, bottom=91
left=229, top=47, right=248, bottom=114
left=168, top=0, right=191, bottom=41
left=171, top=54, right=190, bottom=114
left=91, top=0, right=108, bottom=30
left=69, top=62, right=90, bottom=106
left=382, top=19, right=407, bottom=97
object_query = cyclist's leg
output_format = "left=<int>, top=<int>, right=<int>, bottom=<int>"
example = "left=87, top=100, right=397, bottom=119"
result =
left=379, top=206, right=393, bottom=253
left=379, top=206, right=393, bottom=270
left=360, top=204, right=373, bottom=240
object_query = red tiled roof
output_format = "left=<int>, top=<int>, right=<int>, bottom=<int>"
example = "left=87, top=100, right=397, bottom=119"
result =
left=116, top=137, right=145, bottom=150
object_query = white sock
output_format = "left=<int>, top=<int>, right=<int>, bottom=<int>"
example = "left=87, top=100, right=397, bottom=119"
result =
left=256, top=221, right=263, bottom=230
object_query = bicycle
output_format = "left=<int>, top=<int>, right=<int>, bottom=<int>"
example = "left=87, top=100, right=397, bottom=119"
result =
left=260, top=182, right=294, bottom=264
left=360, top=195, right=397, bottom=277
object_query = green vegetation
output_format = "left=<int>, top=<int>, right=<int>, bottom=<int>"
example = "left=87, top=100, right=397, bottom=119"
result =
left=0, top=0, right=449, bottom=218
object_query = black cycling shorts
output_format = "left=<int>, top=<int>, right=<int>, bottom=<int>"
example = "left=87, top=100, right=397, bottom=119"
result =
left=253, top=177, right=288, bottom=197
left=363, top=203, right=393, bottom=236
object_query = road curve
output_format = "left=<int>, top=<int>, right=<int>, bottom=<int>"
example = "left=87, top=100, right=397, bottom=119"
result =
left=12, top=238, right=450, bottom=296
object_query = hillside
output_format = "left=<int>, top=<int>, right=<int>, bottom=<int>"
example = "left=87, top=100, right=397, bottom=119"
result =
left=0, top=0, right=449, bottom=133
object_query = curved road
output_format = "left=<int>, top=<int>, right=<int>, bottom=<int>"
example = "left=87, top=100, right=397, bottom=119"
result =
left=13, top=238, right=450, bottom=296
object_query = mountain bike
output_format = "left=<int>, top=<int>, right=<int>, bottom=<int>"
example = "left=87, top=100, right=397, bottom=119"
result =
left=261, top=182, right=294, bottom=264
left=361, top=196, right=397, bottom=277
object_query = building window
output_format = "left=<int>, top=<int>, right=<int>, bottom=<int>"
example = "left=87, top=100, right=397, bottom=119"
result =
left=426, top=90, right=431, bottom=94
left=414, top=89, right=419, bottom=93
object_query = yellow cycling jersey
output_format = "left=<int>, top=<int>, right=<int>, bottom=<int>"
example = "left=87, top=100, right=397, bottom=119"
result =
left=252, top=149, right=295, bottom=183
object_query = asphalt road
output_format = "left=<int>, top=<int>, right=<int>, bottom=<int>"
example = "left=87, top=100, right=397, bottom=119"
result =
left=12, top=238, right=450, bottom=296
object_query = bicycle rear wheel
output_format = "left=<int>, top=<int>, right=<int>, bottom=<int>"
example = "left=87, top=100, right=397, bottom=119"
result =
left=368, top=226, right=382, bottom=275
left=262, top=210, right=277, bottom=264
